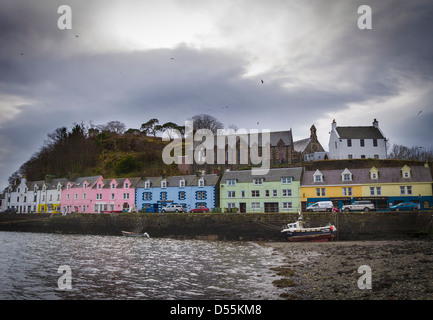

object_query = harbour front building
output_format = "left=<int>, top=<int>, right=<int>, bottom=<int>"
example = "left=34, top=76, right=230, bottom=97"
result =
left=219, top=167, right=302, bottom=213
left=135, top=174, right=220, bottom=213
left=301, top=164, right=433, bottom=210
left=61, top=176, right=139, bottom=214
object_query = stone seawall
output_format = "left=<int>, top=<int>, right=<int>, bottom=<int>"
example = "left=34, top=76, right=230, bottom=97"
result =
left=0, top=211, right=432, bottom=241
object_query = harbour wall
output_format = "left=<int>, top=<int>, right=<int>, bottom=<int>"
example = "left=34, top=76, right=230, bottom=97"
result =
left=0, top=211, right=432, bottom=241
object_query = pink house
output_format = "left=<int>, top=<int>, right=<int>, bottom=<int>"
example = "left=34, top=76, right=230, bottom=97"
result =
left=61, top=176, right=139, bottom=213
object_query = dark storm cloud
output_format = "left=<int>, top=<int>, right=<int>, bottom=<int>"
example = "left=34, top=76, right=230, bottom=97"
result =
left=0, top=0, right=433, bottom=189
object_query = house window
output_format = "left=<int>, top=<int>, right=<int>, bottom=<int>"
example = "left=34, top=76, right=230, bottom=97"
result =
left=83, top=205, right=86, bottom=212
left=360, top=139, right=365, bottom=147
left=403, top=172, right=410, bottom=178
left=371, top=173, right=377, bottom=179
left=265, top=190, right=270, bottom=197
left=111, top=193, right=115, bottom=200
left=196, top=191, right=206, bottom=200
left=376, top=187, right=381, bottom=195
left=342, top=187, right=353, bottom=196
left=343, top=174, right=351, bottom=181
left=400, top=186, right=405, bottom=195
left=251, top=190, right=260, bottom=197
left=227, top=191, right=236, bottom=198
left=283, top=202, right=292, bottom=209
left=407, top=186, right=412, bottom=195
left=179, top=180, right=185, bottom=188
left=241, top=190, right=246, bottom=198
left=347, top=139, right=352, bottom=147
left=227, top=203, right=236, bottom=209
left=226, top=179, right=236, bottom=186
left=374, top=155, right=379, bottom=159
left=373, top=139, right=378, bottom=147
left=348, top=155, right=353, bottom=159
left=281, top=177, right=292, bottom=184
left=161, top=180, right=167, bottom=188
left=145, top=181, right=150, bottom=188
left=123, top=193, right=129, bottom=199
left=273, top=189, right=278, bottom=197
left=361, top=155, right=366, bottom=159
left=83, top=193, right=87, bottom=199
left=179, top=191, right=186, bottom=200
left=314, top=175, right=322, bottom=182
left=160, top=192, right=167, bottom=200
left=74, top=194, right=78, bottom=200
left=124, top=183, right=129, bottom=189
left=96, top=194, right=102, bottom=200
left=143, top=192, right=152, bottom=201
left=251, top=202, right=260, bottom=210
left=282, top=189, right=292, bottom=197
left=111, top=183, right=116, bottom=189
left=316, top=188, right=326, bottom=196
left=335, top=141, right=337, bottom=149
left=98, top=184, right=102, bottom=189
left=67, top=194, right=70, bottom=200
left=253, top=178, right=263, bottom=185
left=370, top=187, right=375, bottom=196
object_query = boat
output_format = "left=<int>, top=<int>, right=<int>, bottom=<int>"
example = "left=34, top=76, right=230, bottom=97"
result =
left=281, top=217, right=337, bottom=242
left=121, top=231, right=150, bottom=238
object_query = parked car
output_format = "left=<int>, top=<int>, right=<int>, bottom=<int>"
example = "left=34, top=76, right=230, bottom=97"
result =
left=306, top=201, right=334, bottom=212
left=389, top=202, right=419, bottom=211
left=161, top=204, right=186, bottom=213
left=189, top=206, right=210, bottom=213
left=2, top=208, right=17, bottom=214
left=342, top=200, right=375, bottom=212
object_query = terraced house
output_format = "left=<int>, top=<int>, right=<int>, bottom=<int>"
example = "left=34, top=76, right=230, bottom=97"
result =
left=301, top=164, right=433, bottom=210
left=61, top=176, right=139, bottom=213
left=220, top=167, right=302, bottom=213
left=135, top=174, right=220, bottom=213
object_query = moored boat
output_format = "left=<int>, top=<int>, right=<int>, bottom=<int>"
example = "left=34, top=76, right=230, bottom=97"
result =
left=281, top=220, right=336, bottom=242
left=121, top=231, right=150, bottom=238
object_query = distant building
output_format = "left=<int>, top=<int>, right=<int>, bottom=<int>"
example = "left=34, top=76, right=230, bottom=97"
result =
left=293, top=125, right=326, bottom=162
left=328, top=119, right=387, bottom=160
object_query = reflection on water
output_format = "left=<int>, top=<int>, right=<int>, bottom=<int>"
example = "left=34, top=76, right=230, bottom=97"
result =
left=0, top=232, right=284, bottom=300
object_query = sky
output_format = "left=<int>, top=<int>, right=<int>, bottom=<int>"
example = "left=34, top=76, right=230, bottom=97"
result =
left=1, top=0, right=432, bottom=189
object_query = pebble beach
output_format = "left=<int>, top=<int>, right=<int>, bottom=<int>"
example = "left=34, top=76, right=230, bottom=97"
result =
left=264, top=240, right=433, bottom=300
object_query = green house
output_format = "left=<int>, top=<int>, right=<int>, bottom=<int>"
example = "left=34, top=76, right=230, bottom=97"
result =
left=220, top=167, right=302, bottom=213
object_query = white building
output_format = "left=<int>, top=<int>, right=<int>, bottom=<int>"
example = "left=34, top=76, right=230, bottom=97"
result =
left=3, top=177, right=39, bottom=213
left=328, top=119, right=387, bottom=160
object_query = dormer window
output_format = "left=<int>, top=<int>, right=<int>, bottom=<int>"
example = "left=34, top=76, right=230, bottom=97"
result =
left=401, top=165, right=411, bottom=178
left=281, top=177, right=292, bottom=184
left=83, top=183, right=87, bottom=189
left=124, top=182, right=129, bottom=189
left=226, top=179, right=236, bottom=186
left=253, top=178, right=263, bottom=185
left=180, top=179, right=185, bottom=188
left=198, top=178, right=204, bottom=187
left=313, top=169, right=323, bottom=183
left=145, top=181, right=150, bottom=189
left=341, top=168, right=352, bottom=182
left=161, top=180, right=167, bottom=188
left=111, top=183, right=116, bottom=189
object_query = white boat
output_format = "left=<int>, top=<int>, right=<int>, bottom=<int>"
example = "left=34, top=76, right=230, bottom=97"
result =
left=121, top=231, right=150, bottom=238
left=281, top=213, right=337, bottom=242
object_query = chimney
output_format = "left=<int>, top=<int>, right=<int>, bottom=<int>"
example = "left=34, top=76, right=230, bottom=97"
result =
left=331, top=119, right=337, bottom=130
left=373, top=119, right=378, bottom=128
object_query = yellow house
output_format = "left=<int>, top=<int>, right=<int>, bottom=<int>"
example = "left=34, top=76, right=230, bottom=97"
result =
left=301, top=165, right=433, bottom=211
left=301, top=168, right=363, bottom=210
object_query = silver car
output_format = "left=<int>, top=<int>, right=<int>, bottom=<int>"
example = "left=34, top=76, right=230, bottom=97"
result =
left=342, top=200, right=375, bottom=212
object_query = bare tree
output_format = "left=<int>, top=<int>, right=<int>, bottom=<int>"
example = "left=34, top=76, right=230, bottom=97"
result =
left=191, top=114, right=224, bottom=134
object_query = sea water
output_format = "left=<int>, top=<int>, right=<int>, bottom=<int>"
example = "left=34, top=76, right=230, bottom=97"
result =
left=0, top=231, right=285, bottom=300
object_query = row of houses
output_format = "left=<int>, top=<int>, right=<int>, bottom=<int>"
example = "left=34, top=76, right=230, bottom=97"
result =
left=2, top=162, right=432, bottom=214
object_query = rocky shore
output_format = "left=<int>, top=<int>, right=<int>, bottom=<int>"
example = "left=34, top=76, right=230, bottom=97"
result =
left=264, top=240, right=433, bottom=300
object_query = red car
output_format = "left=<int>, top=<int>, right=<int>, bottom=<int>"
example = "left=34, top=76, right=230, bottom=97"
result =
left=189, top=206, right=210, bottom=213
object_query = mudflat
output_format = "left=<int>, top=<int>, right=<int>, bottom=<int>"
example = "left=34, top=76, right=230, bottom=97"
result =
left=264, top=240, right=433, bottom=300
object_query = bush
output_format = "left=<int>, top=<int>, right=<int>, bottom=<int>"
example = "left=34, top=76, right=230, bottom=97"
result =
left=114, top=156, right=142, bottom=174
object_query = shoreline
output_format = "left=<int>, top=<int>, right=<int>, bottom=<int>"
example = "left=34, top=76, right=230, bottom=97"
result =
left=263, top=240, right=433, bottom=300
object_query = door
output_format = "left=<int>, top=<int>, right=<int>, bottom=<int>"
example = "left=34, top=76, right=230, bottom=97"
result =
left=239, top=202, right=247, bottom=213
left=264, top=202, right=279, bottom=213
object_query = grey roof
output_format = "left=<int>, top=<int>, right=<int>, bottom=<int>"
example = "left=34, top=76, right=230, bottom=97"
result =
left=98, top=177, right=141, bottom=189
left=336, top=126, right=385, bottom=139
left=302, top=166, right=432, bottom=185
left=69, top=176, right=102, bottom=188
left=293, top=138, right=311, bottom=152
left=136, top=174, right=220, bottom=188
left=46, top=178, right=69, bottom=190
left=221, top=167, right=303, bottom=183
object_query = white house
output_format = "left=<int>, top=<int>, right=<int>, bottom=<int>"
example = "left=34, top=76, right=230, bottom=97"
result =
left=3, top=177, right=38, bottom=213
left=328, top=119, right=387, bottom=160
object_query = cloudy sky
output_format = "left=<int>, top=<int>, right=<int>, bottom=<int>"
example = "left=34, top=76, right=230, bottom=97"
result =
left=1, top=0, right=432, bottom=189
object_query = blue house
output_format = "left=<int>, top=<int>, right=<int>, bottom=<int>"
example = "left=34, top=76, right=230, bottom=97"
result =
left=135, top=174, right=220, bottom=212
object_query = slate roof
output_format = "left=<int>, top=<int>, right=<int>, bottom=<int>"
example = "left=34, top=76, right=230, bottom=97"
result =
left=302, top=166, right=432, bottom=185
left=336, top=126, right=385, bottom=139
left=221, top=167, right=303, bottom=183
left=135, top=174, right=220, bottom=188
left=293, top=138, right=311, bottom=153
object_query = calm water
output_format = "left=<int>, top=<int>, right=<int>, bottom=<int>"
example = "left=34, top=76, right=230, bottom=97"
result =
left=0, top=232, right=285, bottom=300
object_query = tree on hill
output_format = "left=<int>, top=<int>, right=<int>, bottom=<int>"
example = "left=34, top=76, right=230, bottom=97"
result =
left=191, top=114, right=224, bottom=134
left=141, top=118, right=160, bottom=136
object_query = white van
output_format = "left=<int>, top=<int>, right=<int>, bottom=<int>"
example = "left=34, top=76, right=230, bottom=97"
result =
left=306, top=201, right=334, bottom=212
